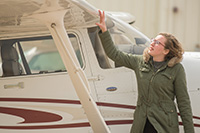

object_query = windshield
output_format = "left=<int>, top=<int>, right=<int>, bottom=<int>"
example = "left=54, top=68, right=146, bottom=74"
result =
left=106, top=14, right=150, bottom=55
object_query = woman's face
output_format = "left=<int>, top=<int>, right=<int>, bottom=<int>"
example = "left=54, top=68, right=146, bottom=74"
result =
left=148, top=35, right=169, bottom=61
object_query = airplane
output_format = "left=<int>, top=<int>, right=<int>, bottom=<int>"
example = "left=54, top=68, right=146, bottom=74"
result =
left=0, top=0, right=199, bottom=133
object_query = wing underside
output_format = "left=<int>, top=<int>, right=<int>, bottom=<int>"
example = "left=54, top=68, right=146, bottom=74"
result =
left=0, top=0, right=99, bottom=39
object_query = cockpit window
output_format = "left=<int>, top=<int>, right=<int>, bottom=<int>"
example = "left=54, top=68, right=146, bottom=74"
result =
left=0, top=34, right=83, bottom=77
left=108, top=17, right=149, bottom=55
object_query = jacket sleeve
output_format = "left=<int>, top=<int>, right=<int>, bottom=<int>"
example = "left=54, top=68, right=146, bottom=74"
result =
left=98, top=30, right=140, bottom=70
left=174, top=64, right=195, bottom=133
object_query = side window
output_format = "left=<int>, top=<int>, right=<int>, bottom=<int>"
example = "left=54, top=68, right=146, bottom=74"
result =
left=108, top=27, right=146, bottom=68
left=0, top=34, right=83, bottom=77
left=88, top=19, right=149, bottom=69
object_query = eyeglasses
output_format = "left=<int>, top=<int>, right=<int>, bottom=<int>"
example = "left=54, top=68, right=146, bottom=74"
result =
left=151, top=38, right=165, bottom=47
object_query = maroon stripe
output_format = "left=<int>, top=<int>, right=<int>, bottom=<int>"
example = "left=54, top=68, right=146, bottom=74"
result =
left=0, top=107, right=62, bottom=124
left=0, top=98, right=135, bottom=110
left=0, top=98, right=81, bottom=105
left=0, top=120, right=199, bottom=130
left=178, top=113, right=200, bottom=120
left=192, top=115, right=200, bottom=120
left=194, top=123, right=200, bottom=128
left=97, top=102, right=136, bottom=109
left=106, top=120, right=133, bottom=125
left=1, top=98, right=200, bottom=121
left=0, top=122, right=90, bottom=129
left=0, top=120, right=132, bottom=129
left=179, top=122, right=200, bottom=128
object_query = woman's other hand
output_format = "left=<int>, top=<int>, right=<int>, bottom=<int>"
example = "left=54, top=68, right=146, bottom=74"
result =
left=96, top=10, right=107, bottom=33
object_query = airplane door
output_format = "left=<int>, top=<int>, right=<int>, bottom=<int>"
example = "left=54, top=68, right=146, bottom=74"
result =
left=0, top=32, right=96, bottom=132
left=88, top=53, right=138, bottom=132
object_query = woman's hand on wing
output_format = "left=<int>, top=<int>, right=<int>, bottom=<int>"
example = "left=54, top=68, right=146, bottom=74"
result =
left=96, top=10, right=107, bottom=33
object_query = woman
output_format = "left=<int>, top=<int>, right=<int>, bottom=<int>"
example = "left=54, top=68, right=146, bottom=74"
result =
left=96, top=10, right=194, bottom=133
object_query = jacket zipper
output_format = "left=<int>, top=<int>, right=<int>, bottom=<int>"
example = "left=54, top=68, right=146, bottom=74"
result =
left=150, top=69, right=160, bottom=82
left=148, top=69, right=161, bottom=102
left=146, top=69, right=161, bottom=116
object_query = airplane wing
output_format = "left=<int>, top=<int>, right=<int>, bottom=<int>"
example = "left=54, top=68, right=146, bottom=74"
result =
left=0, top=0, right=99, bottom=39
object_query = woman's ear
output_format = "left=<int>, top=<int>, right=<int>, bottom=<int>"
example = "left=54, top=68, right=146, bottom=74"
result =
left=163, top=49, right=170, bottom=55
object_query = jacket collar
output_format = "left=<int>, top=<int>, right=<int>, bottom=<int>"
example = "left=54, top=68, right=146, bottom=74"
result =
left=143, top=48, right=182, bottom=67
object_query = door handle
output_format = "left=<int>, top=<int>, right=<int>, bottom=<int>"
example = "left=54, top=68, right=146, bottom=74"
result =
left=4, top=82, right=24, bottom=89
left=88, top=75, right=104, bottom=81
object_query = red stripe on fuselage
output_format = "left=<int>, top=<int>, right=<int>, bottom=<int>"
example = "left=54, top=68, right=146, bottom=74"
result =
left=0, top=98, right=200, bottom=129
left=0, top=98, right=135, bottom=109
left=0, top=107, right=62, bottom=124
left=0, top=120, right=133, bottom=129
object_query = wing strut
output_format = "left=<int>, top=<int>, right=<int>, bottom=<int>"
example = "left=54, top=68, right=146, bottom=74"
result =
left=31, top=1, right=110, bottom=133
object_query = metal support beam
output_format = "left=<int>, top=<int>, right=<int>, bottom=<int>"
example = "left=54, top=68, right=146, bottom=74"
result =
left=31, top=1, right=111, bottom=132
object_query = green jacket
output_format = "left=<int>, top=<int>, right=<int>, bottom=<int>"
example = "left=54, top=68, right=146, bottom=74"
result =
left=99, top=31, right=194, bottom=133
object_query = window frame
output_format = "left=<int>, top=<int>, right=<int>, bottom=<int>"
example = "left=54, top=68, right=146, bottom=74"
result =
left=0, top=32, right=85, bottom=77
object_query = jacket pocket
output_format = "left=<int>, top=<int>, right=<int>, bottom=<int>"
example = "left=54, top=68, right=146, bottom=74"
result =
left=157, top=73, right=174, bottom=89
left=161, top=73, right=172, bottom=80
left=159, top=101, right=178, bottom=127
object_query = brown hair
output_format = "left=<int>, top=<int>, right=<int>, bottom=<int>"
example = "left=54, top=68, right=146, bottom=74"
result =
left=159, top=32, right=184, bottom=61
